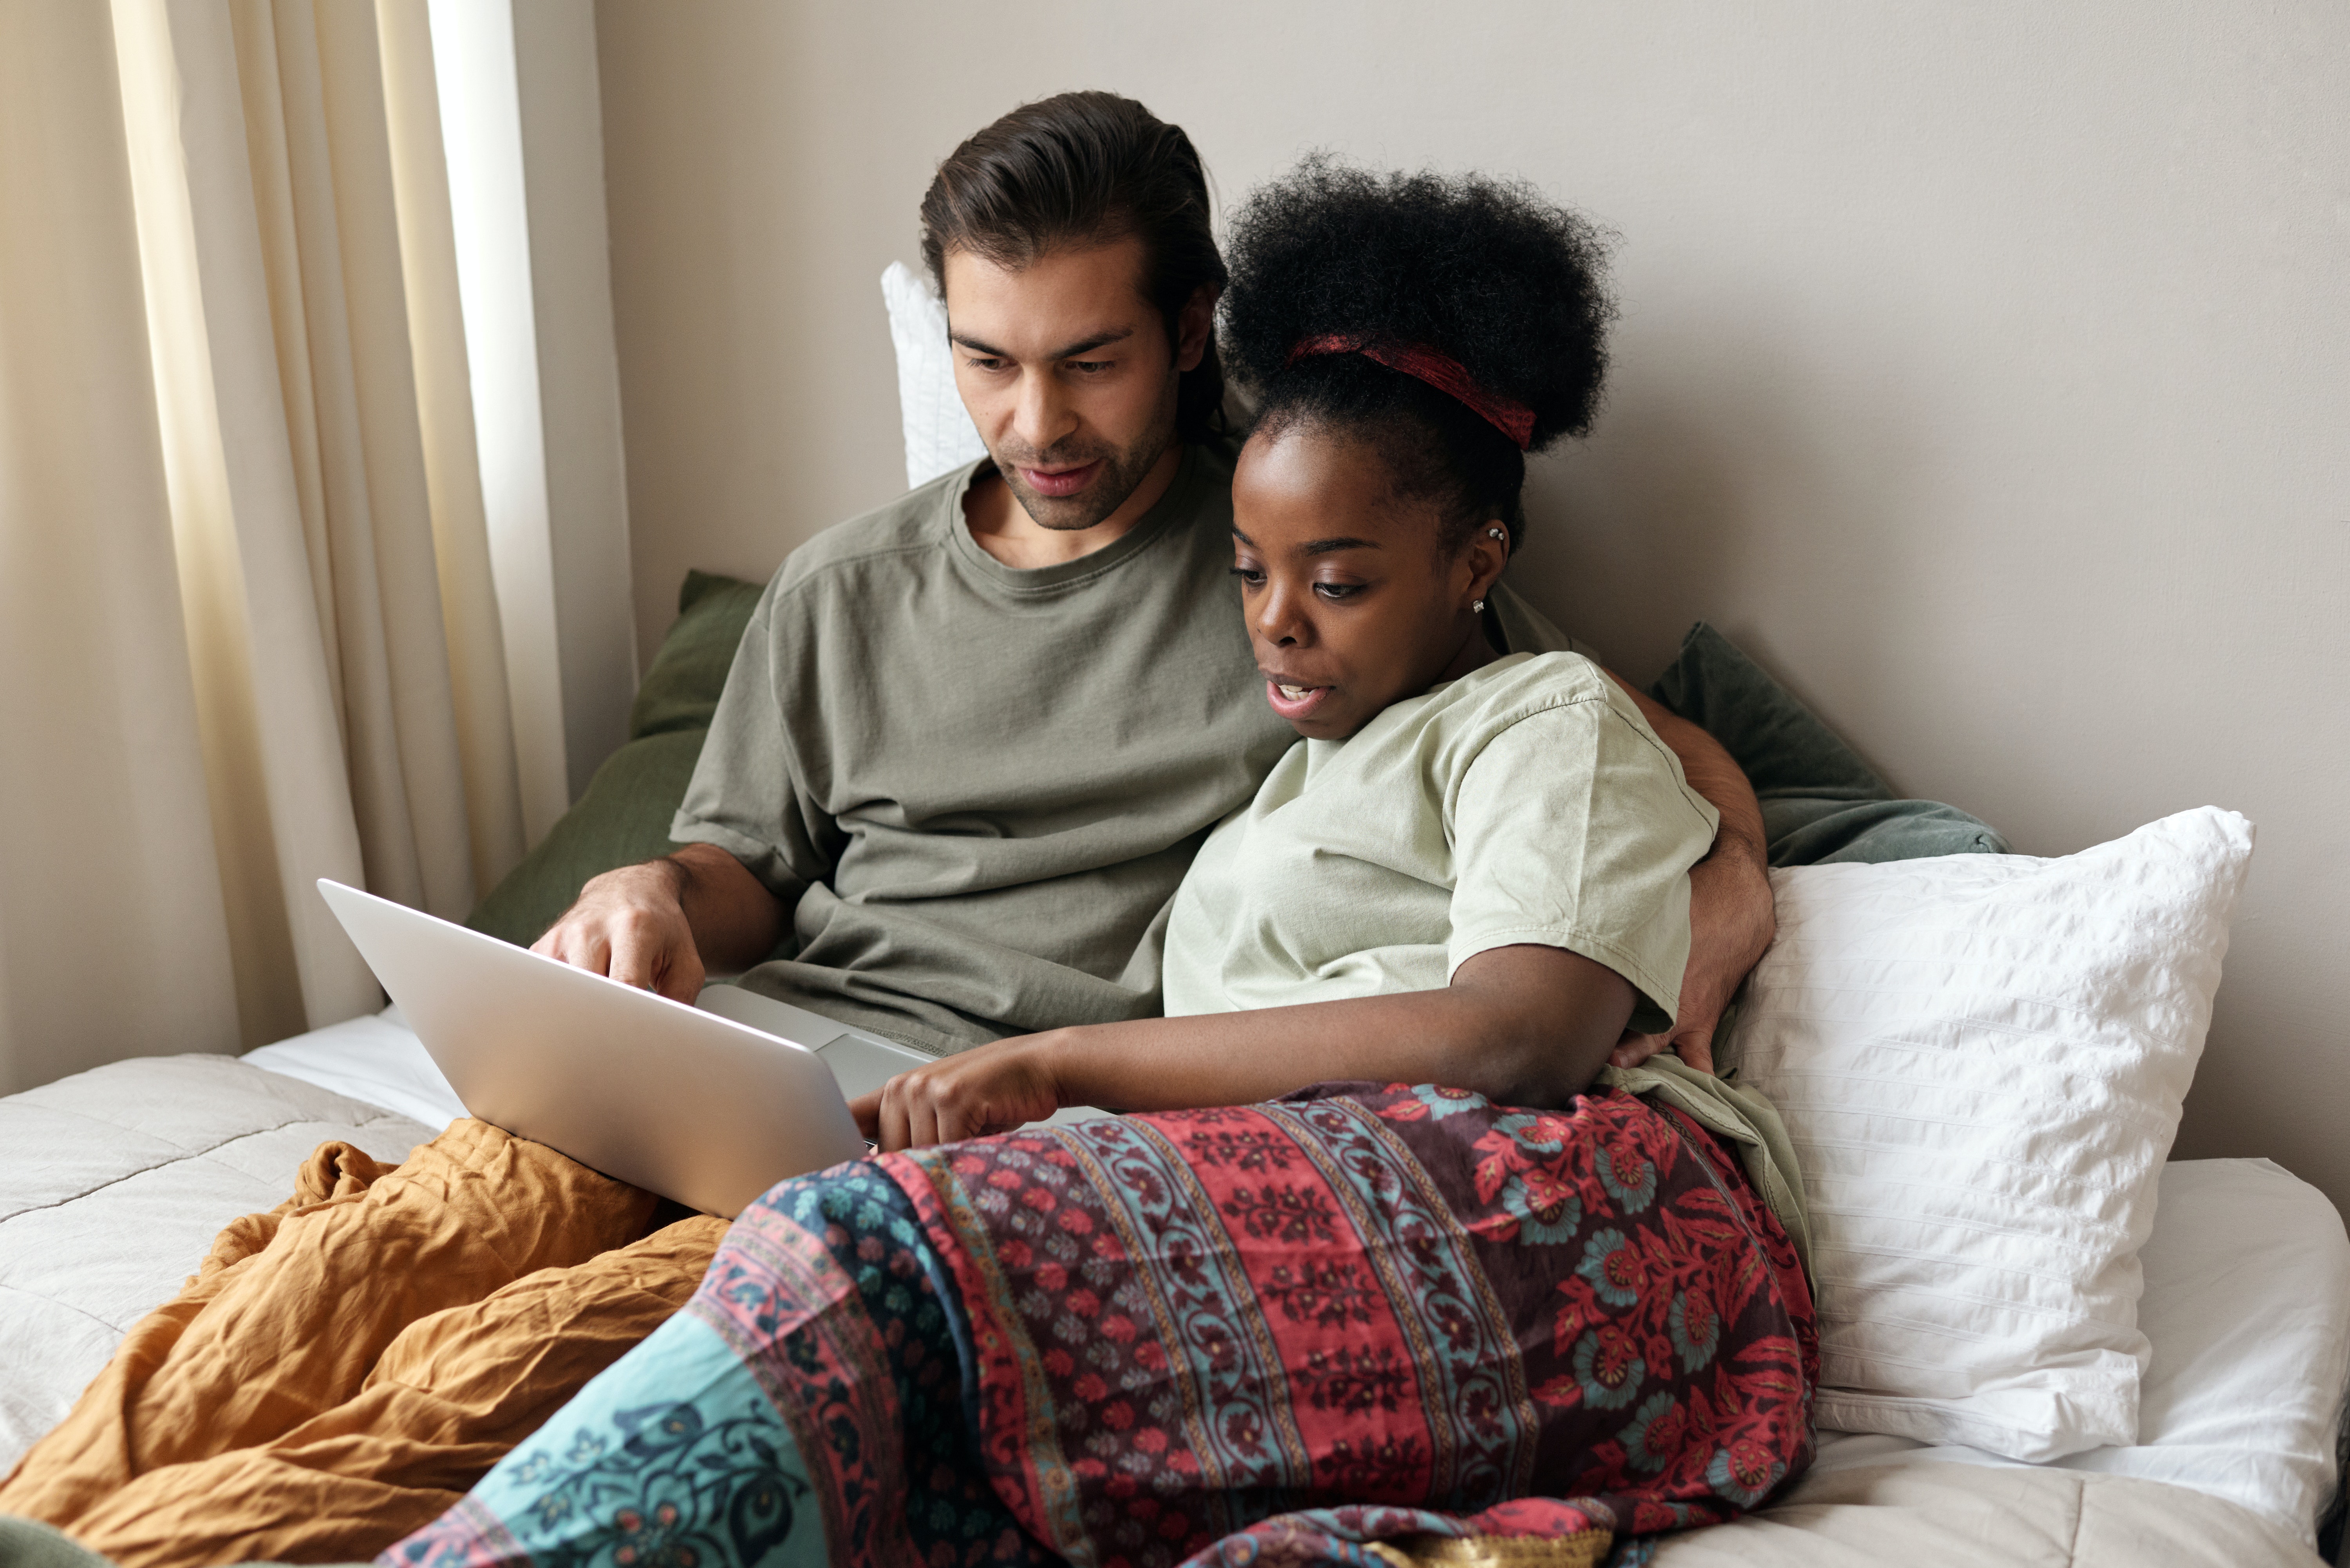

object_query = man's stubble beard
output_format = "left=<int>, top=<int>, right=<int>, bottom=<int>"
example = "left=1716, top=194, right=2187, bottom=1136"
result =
left=993, top=373, right=1181, bottom=533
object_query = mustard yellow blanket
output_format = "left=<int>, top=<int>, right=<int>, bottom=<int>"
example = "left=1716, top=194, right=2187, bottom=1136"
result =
left=0, top=1121, right=722, bottom=1568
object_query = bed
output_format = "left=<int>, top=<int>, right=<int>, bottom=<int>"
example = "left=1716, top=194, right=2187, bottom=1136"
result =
left=4, top=278, right=2344, bottom=1566
left=2, top=1005, right=2343, bottom=1565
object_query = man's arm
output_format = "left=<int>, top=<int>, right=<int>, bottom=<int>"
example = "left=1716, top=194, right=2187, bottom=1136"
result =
left=1607, top=673, right=1775, bottom=1073
left=532, top=842, right=783, bottom=1003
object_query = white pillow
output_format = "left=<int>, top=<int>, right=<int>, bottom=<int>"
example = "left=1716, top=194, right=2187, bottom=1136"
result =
left=1725, top=806, right=2254, bottom=1462
left=880, top=261, right=988, bottom=490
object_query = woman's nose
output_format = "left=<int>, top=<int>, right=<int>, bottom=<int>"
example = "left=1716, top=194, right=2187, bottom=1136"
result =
left=1255, top=583, right=1310, bottom=647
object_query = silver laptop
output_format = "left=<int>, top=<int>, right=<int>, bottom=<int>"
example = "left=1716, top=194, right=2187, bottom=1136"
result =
left=318, top=878, right=941, bottom=1217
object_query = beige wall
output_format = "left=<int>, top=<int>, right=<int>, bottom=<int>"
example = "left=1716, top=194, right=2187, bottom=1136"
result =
left=595, top=2, right=2350, bottom=1206
left=513, top=0, right=638, bottom=800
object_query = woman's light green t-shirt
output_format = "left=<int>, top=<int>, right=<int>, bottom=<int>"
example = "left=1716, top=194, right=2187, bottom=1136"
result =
left=1162, top=652, right=1720, bottom=1030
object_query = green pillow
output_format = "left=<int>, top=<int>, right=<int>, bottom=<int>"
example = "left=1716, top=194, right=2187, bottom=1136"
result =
left=1648, top=622, right=2010, bottom=867
left=465, top=570, right=763, bottom=946
left=627, top=569, right=768, bottom=739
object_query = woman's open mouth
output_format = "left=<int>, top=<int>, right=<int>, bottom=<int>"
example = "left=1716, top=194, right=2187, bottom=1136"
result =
left=1018, top=461, right=1102, bottom=499
left=1265, top=678, right=1333, bottom=722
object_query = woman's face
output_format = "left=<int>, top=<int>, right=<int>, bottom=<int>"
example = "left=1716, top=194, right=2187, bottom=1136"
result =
left=1230, top=422, right=1509, bottom=741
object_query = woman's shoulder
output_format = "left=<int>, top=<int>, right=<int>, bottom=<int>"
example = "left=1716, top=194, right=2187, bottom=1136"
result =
left=1444, top=650, right=1625, bottom=731
left=1349, top=652, right=1627, bottom=786
left=1412, top=651, right=1699, bottom=801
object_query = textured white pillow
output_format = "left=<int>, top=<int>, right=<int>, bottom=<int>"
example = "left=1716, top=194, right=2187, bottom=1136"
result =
left=1725, top=807, right=2255, bottom=1462
left=881, top=261, right=988, bottom=490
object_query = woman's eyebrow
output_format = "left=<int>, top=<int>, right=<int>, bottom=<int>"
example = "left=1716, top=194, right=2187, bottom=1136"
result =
left=1227, top=527, right=1381, bottom=555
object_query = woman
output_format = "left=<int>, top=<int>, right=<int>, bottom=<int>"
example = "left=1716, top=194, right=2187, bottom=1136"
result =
left=385, top=163, right=1814, bottom=1568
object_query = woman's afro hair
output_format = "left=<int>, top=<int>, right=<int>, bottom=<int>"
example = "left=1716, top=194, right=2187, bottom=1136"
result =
left=1219, top=157, right=1615, bottom=546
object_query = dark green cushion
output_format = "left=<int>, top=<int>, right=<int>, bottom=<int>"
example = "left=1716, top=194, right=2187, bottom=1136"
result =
left=627, top=569, right=768, bottom=739
left=1649, top=622, right=2010, bottom=867
left=465, top=571, right=763, bottom=946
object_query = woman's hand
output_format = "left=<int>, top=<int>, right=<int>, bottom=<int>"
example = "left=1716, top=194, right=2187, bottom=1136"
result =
left=850, top=1033, right=1068, bottom=1151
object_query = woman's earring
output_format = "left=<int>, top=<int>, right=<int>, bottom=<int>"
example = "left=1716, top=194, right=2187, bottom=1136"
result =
left=1488, top=527, right=1506, bottom=541
left=1472, top=599, right=1486, bottom=613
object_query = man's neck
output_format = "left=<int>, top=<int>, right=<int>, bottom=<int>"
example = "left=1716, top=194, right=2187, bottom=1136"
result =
left=963, top=443, right=1185, bottom=569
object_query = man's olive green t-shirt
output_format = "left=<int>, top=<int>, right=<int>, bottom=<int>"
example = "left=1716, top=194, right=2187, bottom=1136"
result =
left=672, top=439, right=1300, bottom=1054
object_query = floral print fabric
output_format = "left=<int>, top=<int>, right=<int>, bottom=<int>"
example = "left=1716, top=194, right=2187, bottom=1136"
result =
left=385, top=1083, right=1815, bottom=1568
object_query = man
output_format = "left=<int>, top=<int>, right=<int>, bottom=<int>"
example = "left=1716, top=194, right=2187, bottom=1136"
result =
left=540, top=89, right=1772, bottom=1087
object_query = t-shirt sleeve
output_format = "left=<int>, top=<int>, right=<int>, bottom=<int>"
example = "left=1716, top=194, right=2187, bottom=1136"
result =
left=1446, top=695, right=1720, bottom=1025
left=669, top=590, right=839, bottom=904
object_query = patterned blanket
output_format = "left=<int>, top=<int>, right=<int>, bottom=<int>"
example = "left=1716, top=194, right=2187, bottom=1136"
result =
left=390, top=1082, right=1817, bottom=1568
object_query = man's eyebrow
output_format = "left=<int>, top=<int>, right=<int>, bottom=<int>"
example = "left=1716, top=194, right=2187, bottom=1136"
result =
left=948, top=326, right=1135, bottom=361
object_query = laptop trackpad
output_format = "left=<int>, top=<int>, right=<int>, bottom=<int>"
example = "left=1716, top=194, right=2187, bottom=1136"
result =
left=817, top=1032, right=935, bottom=1102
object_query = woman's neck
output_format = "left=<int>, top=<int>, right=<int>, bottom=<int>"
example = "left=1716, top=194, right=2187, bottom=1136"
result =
left=1431, top=614, right=1505, bottom=688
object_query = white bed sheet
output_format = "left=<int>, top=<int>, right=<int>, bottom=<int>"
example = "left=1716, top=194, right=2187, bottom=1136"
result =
left=242, top=1014, right=2350, bottom=1546
left=0, top=1055, right=436, bottom=1470
left=1812, top=1156, right=2350, bottom=1548
left=242, top=1005, right=464, bottom=1130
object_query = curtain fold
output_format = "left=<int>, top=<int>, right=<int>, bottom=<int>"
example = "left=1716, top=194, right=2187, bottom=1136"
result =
left=376, top=0, right=530, bottom=903
left=240, top=0, right=484, bottom=923
left=0, top=0, right=538, bottom=1084
left=0, top=0, right=243, bottom=1089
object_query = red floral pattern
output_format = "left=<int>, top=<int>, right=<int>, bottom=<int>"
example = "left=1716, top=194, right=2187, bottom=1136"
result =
left=891, top=1082, right=1816, bottom=1564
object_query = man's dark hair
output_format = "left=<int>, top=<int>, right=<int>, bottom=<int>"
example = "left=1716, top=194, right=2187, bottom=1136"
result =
left=920, top=91, right=1227, bottom=443
left=1220, top=157, right=1615, bottom=550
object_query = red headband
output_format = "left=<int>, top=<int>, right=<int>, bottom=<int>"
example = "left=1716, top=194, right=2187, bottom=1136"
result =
left=1285, top=334, right=1535, bottom=450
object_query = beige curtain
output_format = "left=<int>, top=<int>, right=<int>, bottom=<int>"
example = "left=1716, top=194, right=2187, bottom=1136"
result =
left=0, top=1, right=243, bottom=1090
left=0, top=0, right=530, bottom=1090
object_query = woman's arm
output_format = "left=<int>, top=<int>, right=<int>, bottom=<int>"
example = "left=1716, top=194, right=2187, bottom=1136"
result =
left=852, top=943, right=1636, bottom=1151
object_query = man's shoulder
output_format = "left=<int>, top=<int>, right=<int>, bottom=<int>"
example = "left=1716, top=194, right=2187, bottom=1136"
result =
left=771, top=464, right=971, bottom=598
left=1488, top=583, right=1598, bottom=662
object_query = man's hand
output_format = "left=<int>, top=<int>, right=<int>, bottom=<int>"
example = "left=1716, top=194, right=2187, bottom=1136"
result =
left=1602, top=673, right=1776, bottom=1077
left=1610, top=847, right=1775, bottom=1074
left=850, top=1033, right=1066, bottom=1151
left=534, top=860, right=705, bottom=1003
left=534, top=843, right=784, bottom=1002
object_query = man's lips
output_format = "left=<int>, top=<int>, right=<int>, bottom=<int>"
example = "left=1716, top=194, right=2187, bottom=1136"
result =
left=1264, top=676, right=1334, bottom=723
left=1017, top=459, right=1103, bottom=499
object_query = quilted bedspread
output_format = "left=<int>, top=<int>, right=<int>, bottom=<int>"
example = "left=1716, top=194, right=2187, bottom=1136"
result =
left=1647, top=1461, right=2326, bottom=1565
left=0, top=1055, right=434, bottom=1474
left=0, top=1058, right=2329, bottom=1568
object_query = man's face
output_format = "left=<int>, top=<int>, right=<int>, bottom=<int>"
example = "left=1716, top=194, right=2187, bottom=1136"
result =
left=943, top=237, right=1197, bottom=531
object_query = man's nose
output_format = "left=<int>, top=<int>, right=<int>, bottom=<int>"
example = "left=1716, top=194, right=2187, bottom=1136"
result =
left=1011, top=369, right=1077, bottom=454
